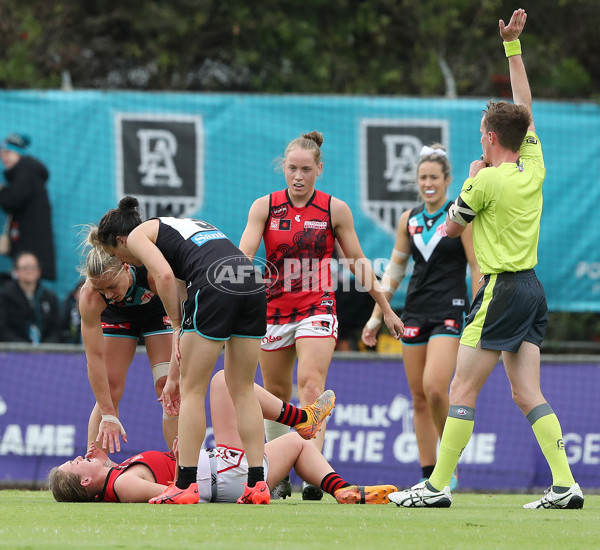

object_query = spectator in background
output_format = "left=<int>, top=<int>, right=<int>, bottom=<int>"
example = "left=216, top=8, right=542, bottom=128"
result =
left=0, top=133, right=56, bottom=281
left=61, top=278, right=85, bottom=344
left=0, top=251, right=61, bottom=343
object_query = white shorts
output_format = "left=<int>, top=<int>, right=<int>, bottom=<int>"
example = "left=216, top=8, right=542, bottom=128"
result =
left=261, top=314, right=338, bottom=351
left=196, top=445, right=270, bottom=503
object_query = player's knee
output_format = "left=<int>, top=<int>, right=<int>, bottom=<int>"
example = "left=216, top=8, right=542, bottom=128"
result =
left=152, top=362, right=170, bottom=396
left=297, top=379, right=324, bottom=403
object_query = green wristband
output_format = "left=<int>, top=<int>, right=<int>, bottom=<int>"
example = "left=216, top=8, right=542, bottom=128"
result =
left=504, top=39, right=522, bottom=57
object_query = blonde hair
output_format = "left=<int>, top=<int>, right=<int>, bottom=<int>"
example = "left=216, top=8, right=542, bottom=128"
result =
left=78, top=225, right=125, bottom=280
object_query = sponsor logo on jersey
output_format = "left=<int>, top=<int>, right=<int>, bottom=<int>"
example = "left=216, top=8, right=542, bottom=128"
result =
left=452, top=299, right=465, bottom=307
left=321, top=299, right=334, bottom=306
left=140, top=291, right=154, bottom=304
left=408, top=225, right=423, bottom=236
left=271, top=204, right=289, bottom=218
left=191, top=230, right=227, bottom=247
left=271, top=219, right=291, bottom=231
left=304, top=220, right=327, bottom=230
left=295, top=214, right=301, bottom=222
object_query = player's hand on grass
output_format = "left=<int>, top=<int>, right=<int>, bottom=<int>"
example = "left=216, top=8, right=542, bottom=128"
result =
left=499, top=8, right=526, bottom=42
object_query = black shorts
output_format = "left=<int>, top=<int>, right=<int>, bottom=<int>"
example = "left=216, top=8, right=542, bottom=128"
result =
left=101, top=311, right=172, bottom=339
left=182, top=283, right=267, bottom=340
left=462, top=269, right=547, bottom=352
left=400, top=311, right=465, bottom=346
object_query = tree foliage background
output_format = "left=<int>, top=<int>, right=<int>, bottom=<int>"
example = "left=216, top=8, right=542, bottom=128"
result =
left=1, top=0, right=599, bottom=99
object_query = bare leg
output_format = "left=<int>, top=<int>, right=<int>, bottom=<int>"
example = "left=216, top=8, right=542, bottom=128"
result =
left=295, top=337, right=336, bottom=452
left=502, top=343, right=545, bottom=414
left=422, top=337, right=460, bottom=438
left=402, top=344, right=438, bottom=467
left=177, top=333, right=223, bottom=467
left=145, top=333, right=177, bottom=450
left=259, top=347, right=296, bottom=442
left=265, top=433, right=333, bottom=489
left=224, top=336, right=265, bottom=468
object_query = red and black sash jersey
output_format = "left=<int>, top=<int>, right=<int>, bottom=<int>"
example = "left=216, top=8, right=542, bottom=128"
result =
left=263, top=189, right=336, bottom=324
left=97, top=451, right=176, bottom=503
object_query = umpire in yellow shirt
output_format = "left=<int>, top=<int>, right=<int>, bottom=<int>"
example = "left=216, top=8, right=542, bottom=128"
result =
left=389, top=8, right=583, bottom=510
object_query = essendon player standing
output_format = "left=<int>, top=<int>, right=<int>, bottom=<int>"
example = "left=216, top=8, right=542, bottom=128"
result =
left=240, top=130, right=404, bottom=500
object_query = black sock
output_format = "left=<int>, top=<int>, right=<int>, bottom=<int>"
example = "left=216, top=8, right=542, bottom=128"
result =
left=276, top=402, right=308, bottom=426
left=320, top=472, right=350, bottom=496
left=422, top=465, right=435, bottom=479
left=247, top=466, right=264, bottom=487
left=176, top=466, right=197, bottom=489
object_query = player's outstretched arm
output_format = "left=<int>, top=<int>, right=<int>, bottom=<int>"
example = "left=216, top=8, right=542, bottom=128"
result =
left=500, top=8, right=535, bottom=132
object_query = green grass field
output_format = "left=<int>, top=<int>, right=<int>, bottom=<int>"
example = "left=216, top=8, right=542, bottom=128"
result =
left=2, top=490, right=597, bottom=549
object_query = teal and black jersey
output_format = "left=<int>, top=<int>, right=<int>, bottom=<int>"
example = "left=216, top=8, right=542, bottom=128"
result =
left=101, top=265, right=166, bottom=323
left=404, top=201, right=470, bottom=316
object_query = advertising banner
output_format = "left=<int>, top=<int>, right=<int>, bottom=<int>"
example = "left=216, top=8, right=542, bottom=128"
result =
left=1, top=352, right=598, bottom=490
left=0, top=92, right=598, bottom=311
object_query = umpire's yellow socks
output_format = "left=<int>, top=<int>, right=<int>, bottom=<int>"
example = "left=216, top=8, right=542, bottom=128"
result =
left=428, top=405, right=475, bottom=492
left=528, top=403, right=575, bottom=488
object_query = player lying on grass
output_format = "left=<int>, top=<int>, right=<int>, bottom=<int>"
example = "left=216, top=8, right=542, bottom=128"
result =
left=48, top=370, right=397, bottom=504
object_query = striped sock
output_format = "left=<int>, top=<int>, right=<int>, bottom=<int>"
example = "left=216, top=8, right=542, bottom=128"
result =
left=320, top=472, right=350, bottom=496
left=276, top=402, right=308, bottom=426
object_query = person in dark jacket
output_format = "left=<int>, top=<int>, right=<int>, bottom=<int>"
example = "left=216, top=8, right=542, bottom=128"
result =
left=60, top=278, right=85, bottom=344
left=0, top=133, right=56, bottom=280
left=0, top=251, right=61, bottom=343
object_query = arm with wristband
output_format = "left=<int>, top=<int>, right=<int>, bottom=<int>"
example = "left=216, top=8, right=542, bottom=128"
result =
left=79, top=284, right=128, bottom=453
left=500, top=9, right=535, bottom=131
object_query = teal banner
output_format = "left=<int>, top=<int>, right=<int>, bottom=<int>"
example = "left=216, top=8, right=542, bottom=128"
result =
left=0, top=91, right=597, bottom=310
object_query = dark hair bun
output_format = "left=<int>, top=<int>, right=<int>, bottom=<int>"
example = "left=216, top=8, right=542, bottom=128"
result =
left=118, top=196, right=139, bottom=211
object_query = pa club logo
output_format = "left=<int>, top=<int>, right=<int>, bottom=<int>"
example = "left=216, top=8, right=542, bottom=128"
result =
left=115, top=113, right=204, bottom=218
left=360, top=118, right=448, bottom=236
